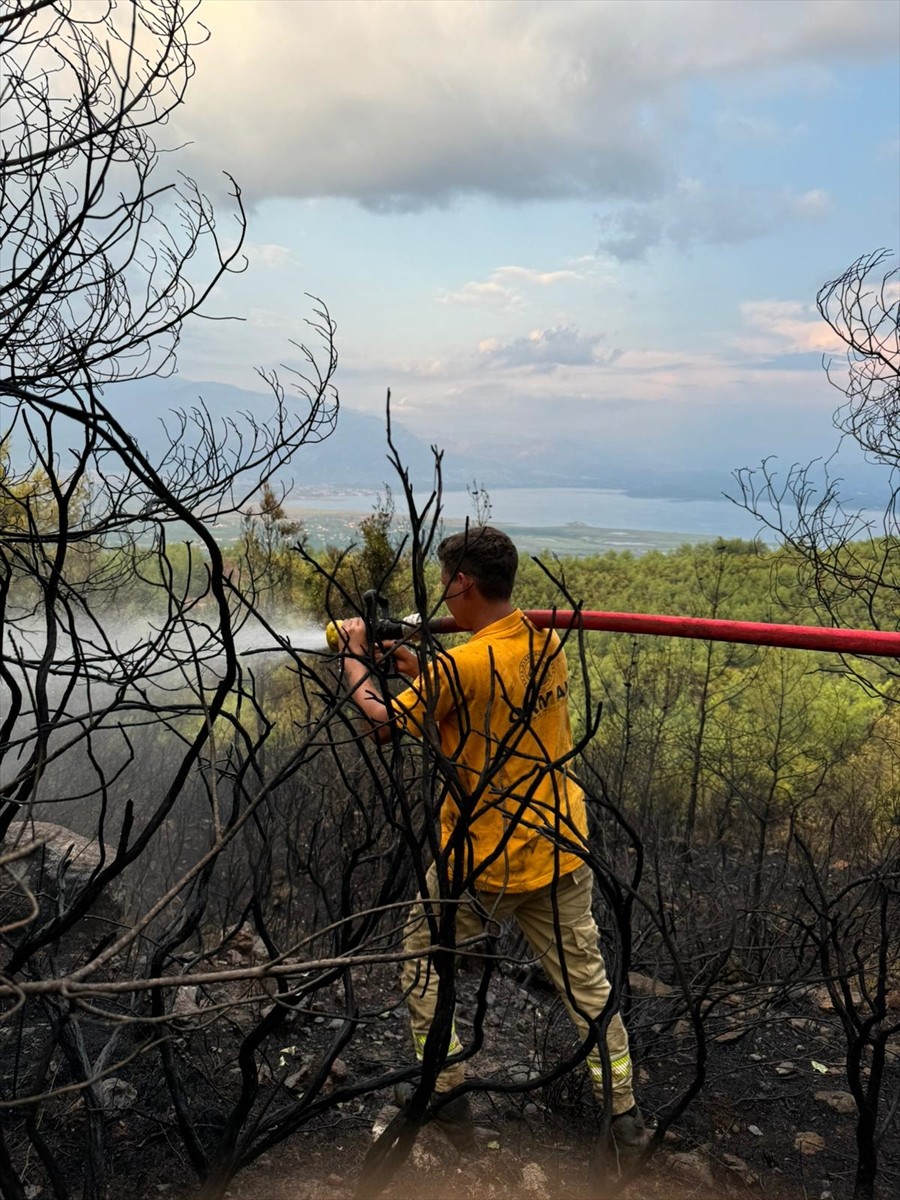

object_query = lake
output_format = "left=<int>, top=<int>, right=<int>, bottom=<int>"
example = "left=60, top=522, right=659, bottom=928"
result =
left=220, top=485, right=888, bottom=557
left=287, top=486, right=775, bottom=548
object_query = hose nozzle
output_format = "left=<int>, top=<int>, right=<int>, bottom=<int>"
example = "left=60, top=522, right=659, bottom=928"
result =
left=325, top=612, right=423, bottom=652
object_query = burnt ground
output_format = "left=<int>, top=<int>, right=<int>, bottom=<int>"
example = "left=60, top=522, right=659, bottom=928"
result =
left=126, top=961, right=898, bottom=1200
left=7, top=953, right=897, bottom=1200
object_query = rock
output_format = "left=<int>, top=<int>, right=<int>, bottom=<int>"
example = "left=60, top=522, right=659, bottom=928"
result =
left=284, top=1067, right=308, bottom=1091
left=231, top=926, right=255, bottom=957
left=1, top=822, right=122, bottom=945
left=775, top=1061, right=797, bottom=1076
left=815, top=1090, right=856, bottom=1115
left=790, top=1018, right=819, bottom=1032
left=814, top=988, right=834, bottom=1012
left=521, top=1162, right=550, bottom=1198
left=370, top=1105, right=396, bottom=1142
left=794, top=1131, right=826, bottom=1155
left=629, top=971, right=675, bottom=997
left=814, top=983, right=861, bottom=1010
left=329, top=1057, right=349, bottom=1082
left=509, top=1066, right=539, bottom=1085
left=669, top=1151, right=715, bottom=1188
left=96, top=1077, right=137, bottom=1112
left=747, top=1125, right=764, bottom=1137
left=5, top=821, right=104, bottom=875
left=721, top=1152, right=759, bottom=1188
left=715, top=1028, right=747, bottom=1044
left=171, top=986, right=202, bottom=1021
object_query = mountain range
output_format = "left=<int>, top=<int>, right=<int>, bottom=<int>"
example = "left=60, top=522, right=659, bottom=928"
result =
left=75, top=376, right=888, bottom=509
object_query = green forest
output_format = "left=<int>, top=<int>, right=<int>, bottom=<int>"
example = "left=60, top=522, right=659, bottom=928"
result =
left=217, top=495, right=900, bottom=864
left=4, top=447, right=899, bottom=1199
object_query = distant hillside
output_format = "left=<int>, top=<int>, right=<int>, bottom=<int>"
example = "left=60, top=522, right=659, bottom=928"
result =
left=100, top=376, right=448, bottom=489
left=27, top=374, right=887, bottom=510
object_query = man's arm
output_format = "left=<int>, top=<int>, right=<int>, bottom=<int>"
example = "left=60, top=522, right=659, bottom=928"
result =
left=339, top=617, right=418, bottom=740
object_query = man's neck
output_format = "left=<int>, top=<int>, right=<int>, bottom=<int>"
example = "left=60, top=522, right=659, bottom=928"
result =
left=467, top=600, right=516, bottom=634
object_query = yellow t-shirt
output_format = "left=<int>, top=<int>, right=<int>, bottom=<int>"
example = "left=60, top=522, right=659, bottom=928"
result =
left=394, top=610, right=588, bottom=892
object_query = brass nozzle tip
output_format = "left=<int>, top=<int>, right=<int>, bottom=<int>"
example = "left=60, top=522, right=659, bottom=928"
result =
left=324, top=620, right=342, bottom=652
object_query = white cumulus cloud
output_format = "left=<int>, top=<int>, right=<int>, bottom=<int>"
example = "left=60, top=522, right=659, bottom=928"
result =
left=736, top=299, right=846, bottom=356
left=173, top=0, right=897, bottom=209
left=244, top=242, right=299, bottom=269
left=478, top=325, right=618, bottom=370
left=436, top=279, right=526, bottom=312
left=436, top=263, right=583, bottom=310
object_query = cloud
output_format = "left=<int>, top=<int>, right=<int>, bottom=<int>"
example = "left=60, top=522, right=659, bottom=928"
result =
left=337, top=347, right=836, bottom=472
left=436, top=280, right=526, bottom=312
left=244, top=242, right=298, bottom=269
left=173, top=0, right=897, bottom=209
left=788, top=188, right=830, bottom=216
left=493, top=266, right=582, bottom=287
left=478, top=325, right=618, bottom=370
left=436, top=263, right=582, bottom=310
left=597, top=181, right=831, bottom=261
left=247, top=307, right=303, bottom=331
left=714, top=111, right=798, bottom=142
left=736, top=299, right=846, bottom=356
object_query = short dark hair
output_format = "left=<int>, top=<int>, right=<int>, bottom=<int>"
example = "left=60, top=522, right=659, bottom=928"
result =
left=438, top=526, right=518, bottom=601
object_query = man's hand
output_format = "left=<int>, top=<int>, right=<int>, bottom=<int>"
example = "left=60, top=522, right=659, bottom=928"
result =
left=340, top=620, right=419, bottom=679
left=338, top=616, right=369, bottom=657
left=381, top=640, right=420, bottom=679
left=339, top=616, right=395, bottom=740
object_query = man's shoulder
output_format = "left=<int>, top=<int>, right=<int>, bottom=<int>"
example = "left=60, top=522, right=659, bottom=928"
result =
left=441, top=612, right=547, bottom=671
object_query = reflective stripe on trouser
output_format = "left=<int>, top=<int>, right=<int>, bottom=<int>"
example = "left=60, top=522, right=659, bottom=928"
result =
left=413, top=1025, right=463, bottom=1061
left=587, top=1050, right=633, bottom=1091
left=400, top=862, right=636, bottom=1114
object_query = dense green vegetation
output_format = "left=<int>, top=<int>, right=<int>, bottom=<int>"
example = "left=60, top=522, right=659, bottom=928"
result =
left=210, top=510, right=899, bottom=855
left=6, top=441, right=896, bottom=864
left=513, top=539, right=899, bottom=850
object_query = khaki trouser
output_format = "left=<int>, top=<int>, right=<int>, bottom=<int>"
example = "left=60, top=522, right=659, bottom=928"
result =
left=400, top=862, right=635, bottom=1115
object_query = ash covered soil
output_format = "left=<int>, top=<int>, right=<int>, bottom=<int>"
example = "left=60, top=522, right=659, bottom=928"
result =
left=145, top=963, right=898, bottom=1200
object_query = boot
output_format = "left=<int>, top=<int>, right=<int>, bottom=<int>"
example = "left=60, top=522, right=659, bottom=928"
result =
left=609, top=1104, right=647, bottom=1152
left=593, top=1104, right=649, bottom=1175
left=394, top=1081, right=477, bottom=1154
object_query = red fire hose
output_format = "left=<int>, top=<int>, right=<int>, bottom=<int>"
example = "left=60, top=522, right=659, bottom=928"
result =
left=431, top=611, right=900, bottom=657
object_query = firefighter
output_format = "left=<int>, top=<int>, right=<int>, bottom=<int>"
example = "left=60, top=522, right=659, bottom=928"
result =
left=340, top=526, right=645, bottom=1160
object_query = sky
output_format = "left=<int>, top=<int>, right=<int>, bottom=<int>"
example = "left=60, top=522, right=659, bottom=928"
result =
left=165, top=0, right=900, bottom=494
